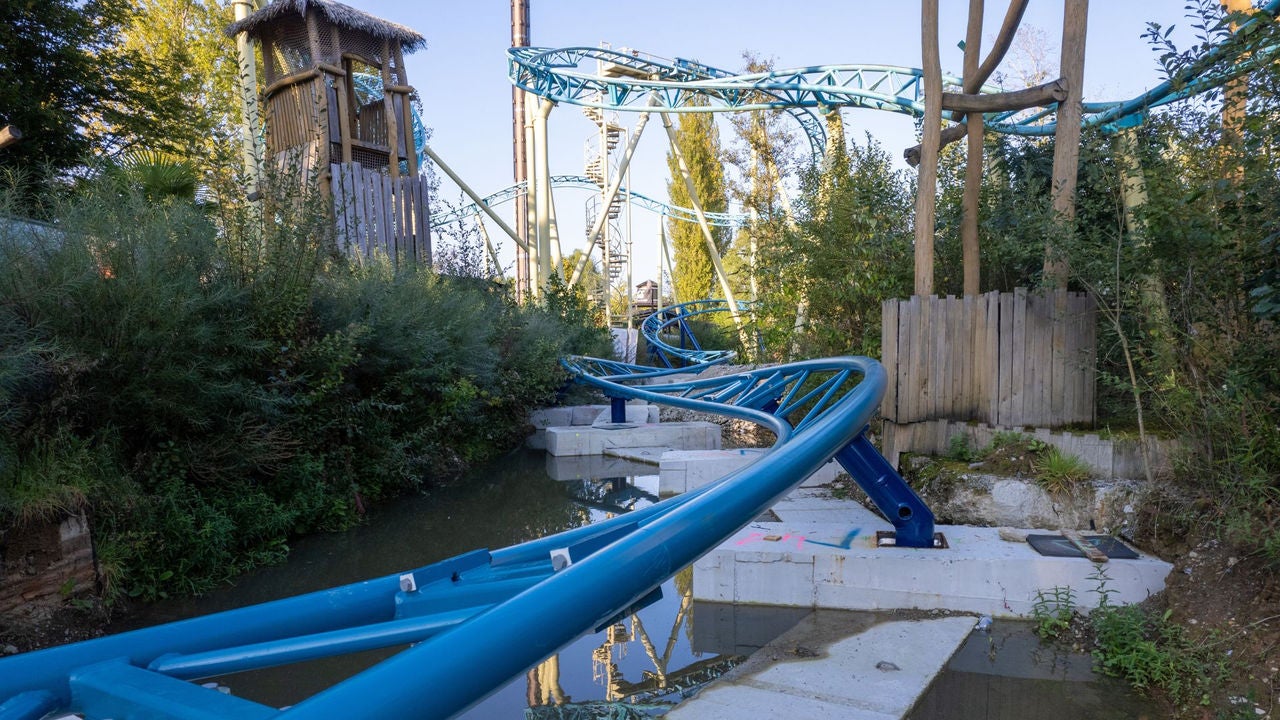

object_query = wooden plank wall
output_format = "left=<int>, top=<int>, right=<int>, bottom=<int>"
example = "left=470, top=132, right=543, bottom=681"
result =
left=331, top=162, right=432, bottom=264
left=881, top=289, right=1096, bottom=429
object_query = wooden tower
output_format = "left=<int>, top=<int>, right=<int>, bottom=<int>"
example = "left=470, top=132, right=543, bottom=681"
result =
left=228, top=0, right=431, bottom=263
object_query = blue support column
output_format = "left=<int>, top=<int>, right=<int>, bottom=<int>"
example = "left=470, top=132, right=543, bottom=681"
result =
left=610, top=396, right=627, bottom=423
left=835, top=426, right=935, bottom=548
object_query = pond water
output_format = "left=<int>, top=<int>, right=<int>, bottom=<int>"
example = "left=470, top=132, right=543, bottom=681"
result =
left=906, top=619, right=1162, bottom=720
left=123, top=449, right=805, bottom=718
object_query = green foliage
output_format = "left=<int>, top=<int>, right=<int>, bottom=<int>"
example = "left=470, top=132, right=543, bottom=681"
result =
left=666, top=95, right=729, bottom=304
left=1031, top=586, right=1077, bottom=640
left=1034, top=448, right=1093, bottom=494
left=1091, top=605, right=1229, bottom=708
left=756, top=134, right=913, bottom=359
left=945, top=434, right=978, bottom=463
left=0, top=170, right=608, bottom=601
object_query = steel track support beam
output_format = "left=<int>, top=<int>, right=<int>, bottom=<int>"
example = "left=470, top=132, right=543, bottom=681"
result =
left=423, top=146, right=528, bottom=253
left=474, top=212, right=505, bottom=279
left=659, top=111, right=748, bottom=349
left=533, top=99, right=558, bottom=282
left=834, top=427, right=936, bottom=548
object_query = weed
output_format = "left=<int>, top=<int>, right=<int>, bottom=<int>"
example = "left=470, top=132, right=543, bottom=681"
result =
left=1034, top=447, right=1093, bottom=494
left=1031, top=586, right=1077, bottom=640
left=946, top=434, right=978, bottom=463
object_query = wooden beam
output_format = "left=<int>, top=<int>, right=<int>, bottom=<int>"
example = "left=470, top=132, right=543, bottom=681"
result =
left=905, top=0, right=1030, bottom=166
left=0, top=125, right=22, bottom=150
left=1046, top=0, right=1089, bottom=284
left=942, top=78, right=1067, bottom=112
left=914, top=0, right=942, bottom=297
left=961, top=0, right=985, bottom=298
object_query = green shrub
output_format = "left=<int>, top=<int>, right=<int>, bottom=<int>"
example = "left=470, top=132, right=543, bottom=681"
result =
left=0, top=172, right=610, bottom=601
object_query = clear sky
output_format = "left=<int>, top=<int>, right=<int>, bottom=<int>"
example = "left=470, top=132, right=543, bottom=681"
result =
left=356, top=0, right=1208, bottom=290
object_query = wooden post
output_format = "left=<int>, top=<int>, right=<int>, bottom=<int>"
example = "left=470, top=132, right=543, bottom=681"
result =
left=961, top=0, right=984, bottom=297
left=0, top=126, right=21, bottom=150
left=1045, top=0, right=1089, bottom=285
left=914, top=0, right=942, bottom=297
left=395, top=44, right=418, bottom=176
left=381, top=40, right=400, bottom=183
left=903, top=0, right=1029, bottom=167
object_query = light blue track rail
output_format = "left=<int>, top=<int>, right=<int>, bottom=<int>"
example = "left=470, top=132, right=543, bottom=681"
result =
left=429, top=174, right=745, bottom=229
left=509, top=5, right=1280, bottom=152
left=0, top=351, right=934, bottom=720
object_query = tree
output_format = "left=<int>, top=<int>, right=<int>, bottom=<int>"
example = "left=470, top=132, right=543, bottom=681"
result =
left=107, top=0, right=241, bottom=166
left=725, top=53, right=801, bottom=302
left=0, top=0, right=132, bottom=204
left=758, top=135, right=913, bottom=358
left=665, top=97, right=728, bottom=304
left=0, top=0, right=239, bottom=207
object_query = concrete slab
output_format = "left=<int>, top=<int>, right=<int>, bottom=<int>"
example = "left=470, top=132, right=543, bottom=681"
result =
left=659, top=450, right=844, bottom=495
left=602, top=446, right=670, bottom=465
left=667, top=612, right=976, bottom=720
left=543, top=453, right=662, bottom=482
left=525, top=404, right=659, bottom=449
left=693, top=497, right=1172, bottom=617
left=545, top=422, right=721, bottom=457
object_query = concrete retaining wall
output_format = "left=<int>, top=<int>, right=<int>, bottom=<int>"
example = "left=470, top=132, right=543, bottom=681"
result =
left=0, top=512, right=97, bottom=617
left=882, top=419, right=1176, bottom=480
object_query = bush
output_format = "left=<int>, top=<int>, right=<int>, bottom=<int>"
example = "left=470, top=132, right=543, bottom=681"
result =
left=0, top=173, right=609, bottom=600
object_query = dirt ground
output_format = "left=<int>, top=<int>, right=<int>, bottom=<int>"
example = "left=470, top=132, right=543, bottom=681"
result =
left=1148, top=537, right=1280, bottom=718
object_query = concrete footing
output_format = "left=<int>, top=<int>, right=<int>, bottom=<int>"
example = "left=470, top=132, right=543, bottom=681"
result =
left=693, top=492, right=1172, bottom=617
left=543, top=453, right=661, bottom=482
left=668, top=611, right=977, bottom=720
left=659, top=449, right=843, bottom=495
left=526, top=404, right=660, bottom=450
left=545, top=422, right=721, bottom=457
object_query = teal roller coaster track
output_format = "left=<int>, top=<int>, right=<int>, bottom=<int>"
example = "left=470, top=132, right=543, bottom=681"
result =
left=5, top=4, right=1279, bottom=717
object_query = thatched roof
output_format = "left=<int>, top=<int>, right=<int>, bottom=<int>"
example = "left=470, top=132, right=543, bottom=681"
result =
left=226, top=0, right=426, bottom=52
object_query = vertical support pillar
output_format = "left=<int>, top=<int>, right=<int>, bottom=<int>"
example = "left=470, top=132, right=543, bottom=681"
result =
left=533, top=99, right=556, bottom=285
left=524, top=100, right=540, bottom=297
left=610, top=396, right=627, bottom=424
left=232, top=0, right=263, bottom=194
left=511, top=0, right=531, bottom=299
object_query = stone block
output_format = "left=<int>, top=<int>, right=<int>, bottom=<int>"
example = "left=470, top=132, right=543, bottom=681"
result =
left=545, top=422, right=720, bottom=457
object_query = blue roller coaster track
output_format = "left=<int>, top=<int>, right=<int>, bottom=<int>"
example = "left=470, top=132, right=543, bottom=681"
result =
left=509, top=4, right=1280, bottom=149
left=8, top=6, right=1278, bottom=716
left=429, top=175, right=745, bottom=229
left=0, top=348, right=935, bottom=719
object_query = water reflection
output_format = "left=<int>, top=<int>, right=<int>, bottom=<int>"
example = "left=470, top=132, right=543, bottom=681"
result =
left=118, top=450, right=776, bottom=718
left=906, top=620, right=1160, bottom=720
